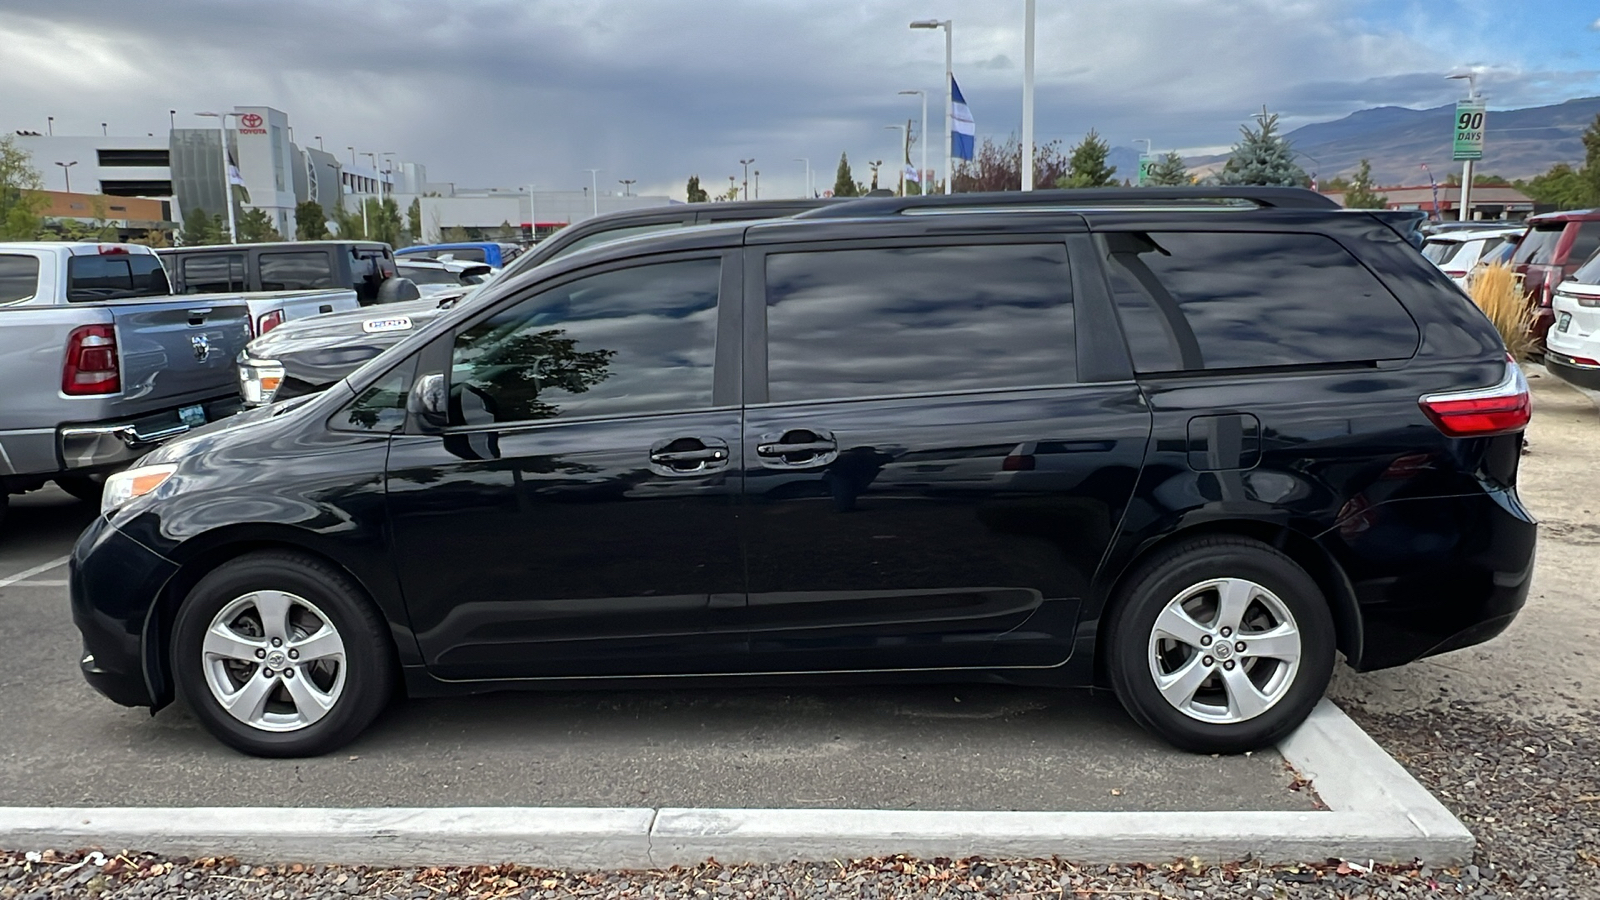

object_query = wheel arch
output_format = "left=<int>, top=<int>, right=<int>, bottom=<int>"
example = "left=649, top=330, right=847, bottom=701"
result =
left=1091, top=519, right=1363, bottom=681
left=142, top=526, right=414, bottom=710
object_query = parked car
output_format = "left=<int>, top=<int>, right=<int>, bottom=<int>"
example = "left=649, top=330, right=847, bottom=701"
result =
left=395, top=242, right=521, bottom=268
left=1544, top=253, right=1600, bottom=390
left=1421, top=225, right=1525, bottom=290
left=159, top=241, right=413, bottom=308
left=1508, top=210, right=1600, bottom=348
left=0, top=243, right=251, bottom=525
left=395, top=258, right=495, bottom=298
left=73, top=188, right=1534, bottom=759
left=233, top=200, right=842, bottom=407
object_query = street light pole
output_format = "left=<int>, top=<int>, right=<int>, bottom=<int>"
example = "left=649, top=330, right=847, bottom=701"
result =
left=1450, top=73, right=1480, bottom=223
left=753, top=170, right=760, bottom=199
left=885, top=125, right=906, bottom=195
left=898, top=90, right=927, bottom=193
left=1021, top=0, right=1035, bottom=191
left=196, top=112, right=238, bottom=243
left=911, top=19, right=953, bottom=194
left=54, top=161, right=77, bottom=193
left=794, top=158, right=811, bottom=198
left=739, top=158, right=755, bottom=200
left=618, top=179, right=636, bottom=196
left=360, top=151, right=380, bottom=238
left=583, top=169, right=601, bottom=216
left=526, top=184, right=537, bottom=243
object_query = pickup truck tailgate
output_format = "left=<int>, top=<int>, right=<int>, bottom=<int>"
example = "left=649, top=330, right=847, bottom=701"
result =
left=111, top=300, right=251, bottom=416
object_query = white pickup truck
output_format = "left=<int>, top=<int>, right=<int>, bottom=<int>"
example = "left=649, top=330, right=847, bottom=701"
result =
left=0, top=242, right=356, bottom=526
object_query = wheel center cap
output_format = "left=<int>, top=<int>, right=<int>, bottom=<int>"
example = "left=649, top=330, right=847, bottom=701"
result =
left=1212, top=642, right=1233, bottom=660
left=265, top=651, right=287, bottom=669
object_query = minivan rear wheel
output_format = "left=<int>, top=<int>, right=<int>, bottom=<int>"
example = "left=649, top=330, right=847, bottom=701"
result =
left=1106, top=536, right=1334, bottom=754
left=171, top=551, right=394, bottom=758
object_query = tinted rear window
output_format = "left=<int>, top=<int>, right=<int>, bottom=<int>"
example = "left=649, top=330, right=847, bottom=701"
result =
left=259, top=251, right=334, bottom=290
left=1101, top=231, right=1419, bottom=373
left=1566, top=222, right=1600, bottom=267
left=764, top=242, right=1075, bottom=403
left=66, top=253, right=171, bottom=301
left=1422, top=239, right=1465, bottom=265
left=181, top=254, right=245, bottom=293
left=1512, top=225, right=1563, bottom=266
left=0, top=254, right=40, bottom=305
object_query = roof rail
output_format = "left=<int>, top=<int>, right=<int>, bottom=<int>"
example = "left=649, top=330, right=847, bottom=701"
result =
left=794, top=186, right=1340, bottom=219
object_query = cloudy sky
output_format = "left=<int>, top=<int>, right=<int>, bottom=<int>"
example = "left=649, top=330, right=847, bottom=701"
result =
left=5, top=0, right=1600, bottom=200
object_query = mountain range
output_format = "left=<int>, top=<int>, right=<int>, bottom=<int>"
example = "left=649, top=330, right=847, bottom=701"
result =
left=1102, top=96, right=1600, bottom=187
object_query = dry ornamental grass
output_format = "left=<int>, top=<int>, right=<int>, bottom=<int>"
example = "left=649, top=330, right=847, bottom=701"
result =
left=1469, top=263, right=1536, bottom=361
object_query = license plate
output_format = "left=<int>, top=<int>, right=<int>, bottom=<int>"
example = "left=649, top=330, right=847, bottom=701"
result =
left=179, top=404, right=206, bottom=428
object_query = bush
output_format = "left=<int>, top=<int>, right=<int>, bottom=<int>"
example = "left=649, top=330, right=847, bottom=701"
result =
left=1469, top=263, right=1534, bottom=360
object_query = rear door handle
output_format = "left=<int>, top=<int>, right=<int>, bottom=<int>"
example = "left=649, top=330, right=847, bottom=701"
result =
left=649, top=437, right=730, bottom=476
left=756, top=429, right=839, bottom=469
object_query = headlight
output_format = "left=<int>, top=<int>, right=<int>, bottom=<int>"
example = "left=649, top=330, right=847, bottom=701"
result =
left=238, top=357, right=286, bottom=406
left=101, top=464, right=177, bottom=517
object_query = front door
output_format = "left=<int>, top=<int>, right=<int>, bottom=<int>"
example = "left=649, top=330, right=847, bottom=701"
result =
left=387, top=253, right=747, bottom=679
left=738, top=237, right=1150, bottom=673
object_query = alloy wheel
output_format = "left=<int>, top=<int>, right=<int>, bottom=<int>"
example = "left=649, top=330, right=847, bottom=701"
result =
left=200, top=590, right=347, bottom=732
left=1146, top=577, right=1302, bottom=725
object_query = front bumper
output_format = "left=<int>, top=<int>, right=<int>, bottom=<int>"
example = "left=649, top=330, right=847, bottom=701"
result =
left=70, top=513, right=179, bottom=708
left=1545, top=350, right=1600, bottom=391
left=58, top=396, right=243, bottom=473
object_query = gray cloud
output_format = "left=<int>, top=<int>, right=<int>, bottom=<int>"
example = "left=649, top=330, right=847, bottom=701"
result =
left=2, top=0, right=1597, bottom=199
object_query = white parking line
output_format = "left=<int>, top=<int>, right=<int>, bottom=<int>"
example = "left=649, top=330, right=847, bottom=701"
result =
left=0, top=556, right=71, bottom=590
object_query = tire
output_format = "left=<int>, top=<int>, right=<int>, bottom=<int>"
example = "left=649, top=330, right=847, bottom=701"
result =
left=0, top=493, right=8, bottom=532
left=170, top=551, right=395, bottom=758
left=55, top=475, right=104, bottom=503
left=1105, top=536, right=1335, bottom=754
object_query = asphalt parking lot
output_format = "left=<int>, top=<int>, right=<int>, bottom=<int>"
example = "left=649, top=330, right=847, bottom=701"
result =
left=0, top=487, right=1311, bottom=813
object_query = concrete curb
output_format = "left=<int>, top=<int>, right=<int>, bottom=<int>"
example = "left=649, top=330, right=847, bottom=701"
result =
left=0, top=700, right=1472, bottom=867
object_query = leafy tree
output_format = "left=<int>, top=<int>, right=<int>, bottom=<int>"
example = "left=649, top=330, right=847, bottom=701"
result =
left=686, top=175, right=709, bottom=203
left=179, top=207, right=223, bottom=246
left=1145, top=151, right=1191, bottom=186
left=832, top=153, right=861, bottom=198
left=1057, top=129, right=1118, bottom=188
left=237, top=207, right=283, bottom=242
left=295, top=200, right=329, bottom=240
left=1516, top=114, right=1600, bottom=209
left=1216, top=109, right=1308, bottom=187
left=951, top=135, right=1072, bottom=192
left=406, top=197, right=423, bottom=244
left=0, top=135, right=46, bottom=240
left=1342, top=159, right=1388, bottom=209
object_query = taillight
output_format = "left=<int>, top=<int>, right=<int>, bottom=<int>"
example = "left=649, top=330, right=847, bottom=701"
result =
left=62, top=324, right=121, bottom=395
left=1540, top=282, right=1554, bottom=308
left=257, top=309, right=286, bottom=334
left=1418, top=356, right=1531, bottom=438
left=1577, top=295, right=1600, bottom=308
left=96, top=244, right=129, bottom=255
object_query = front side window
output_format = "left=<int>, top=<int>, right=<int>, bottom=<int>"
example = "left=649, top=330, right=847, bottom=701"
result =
left=0, top=254, right=40, bottom=305
left=337, top=366, right=413, bottom=432
left=449, top=257, right=722, bottom=425
left=1102, top=231, right=1419, bottom=373
left=764, top=243, right=1076, bottom=404
left=259, top=251, right=334, bottom=291
left=181, top=254, right=245, bottom=294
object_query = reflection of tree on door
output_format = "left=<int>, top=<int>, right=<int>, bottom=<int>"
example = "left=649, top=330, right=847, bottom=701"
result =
left=458, top=327, right=615, bottom=422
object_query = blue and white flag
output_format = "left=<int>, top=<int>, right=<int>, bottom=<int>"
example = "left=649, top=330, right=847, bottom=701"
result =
left=951, top=76, right=975, bottom=161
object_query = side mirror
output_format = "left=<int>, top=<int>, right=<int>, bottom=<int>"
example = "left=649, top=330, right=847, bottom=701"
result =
left=407, top=373, right=449, bottom=431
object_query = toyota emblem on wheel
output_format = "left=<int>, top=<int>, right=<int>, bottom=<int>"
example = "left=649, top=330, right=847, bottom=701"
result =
left=191, top=334, right=211, bottom=362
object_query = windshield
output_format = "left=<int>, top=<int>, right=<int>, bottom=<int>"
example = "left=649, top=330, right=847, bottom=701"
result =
left=399, top=265, right=470, bottom=286
left=1512, top=225, right=1563, bottom=266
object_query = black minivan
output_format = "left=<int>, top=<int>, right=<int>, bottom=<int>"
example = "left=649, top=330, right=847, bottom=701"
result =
left=73, top=188, right=1536, bottom=757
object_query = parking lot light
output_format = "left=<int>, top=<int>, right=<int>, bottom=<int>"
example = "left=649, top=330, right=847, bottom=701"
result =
left=583, top=169, right=601, bottom=217
left=909, top=18, right=953, bottom=194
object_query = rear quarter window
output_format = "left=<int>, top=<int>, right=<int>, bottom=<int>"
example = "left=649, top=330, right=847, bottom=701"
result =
left=0, top=254, right=40, bottom=304
left=1563, top=221, right=1600, bottom=267
left=1101, top=230, right=1420, bottom=372
left=259, top=251, right=335, bottom=290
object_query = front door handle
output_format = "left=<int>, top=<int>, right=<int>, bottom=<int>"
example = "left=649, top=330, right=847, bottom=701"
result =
left=756, top=428, right=839, bottom=469
left=649, top=437, right=730, bottom=476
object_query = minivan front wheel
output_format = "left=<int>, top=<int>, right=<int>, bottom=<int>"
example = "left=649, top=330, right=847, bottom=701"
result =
left=1106, top=537, right=1334, bottom=754
left=171, top=551, right=394, bottom=757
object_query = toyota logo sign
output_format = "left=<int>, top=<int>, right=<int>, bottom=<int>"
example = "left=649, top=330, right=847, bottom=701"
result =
left=239, top=113, right=263, bottom=129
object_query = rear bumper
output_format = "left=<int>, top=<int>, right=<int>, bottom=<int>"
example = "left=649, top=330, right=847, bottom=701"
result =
left=1326, top=487, right=1537, bottom=672
left=70, top=514, right=178, bottom=708
left=56, top=395, right=243, bottom=474
left=1545, top=351, right=1600, bottom=391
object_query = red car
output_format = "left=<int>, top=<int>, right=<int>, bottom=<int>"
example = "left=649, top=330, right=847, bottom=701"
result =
left=1510, top=209, right=1600, bottom=347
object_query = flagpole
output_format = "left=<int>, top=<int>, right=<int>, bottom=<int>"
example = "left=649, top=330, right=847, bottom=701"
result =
left=943, top=22, right=952, bottom=193
left=1021, top=0, right=1035, bottom=191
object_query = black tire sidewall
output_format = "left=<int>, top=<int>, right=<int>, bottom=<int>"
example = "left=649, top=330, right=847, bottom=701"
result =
left=1107, top=539, right=1335, bottom=754
left=171, top=553, right=391, bottom=758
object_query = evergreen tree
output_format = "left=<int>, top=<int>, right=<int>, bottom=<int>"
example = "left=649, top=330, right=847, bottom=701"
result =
left=1217, top=109, right=1308, bottom=187
left=179, top=208, right=220, bottom=246
left=238, top=208, right=283, bottom=242
left=1342, top=159, right=1388, bottom=209
left=406, top=198, right=423, bottom=244
left=295, top=200, right=329, bottom=240
left=0, top=135, right=46, bottom=240
left=686, top=175, right=709, bottom=203
left=1145, top=151, right=1191, bottom=186
left=832, top=153, right=860, bottom=198
left=1056, top=129, right=1118, bottom=188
